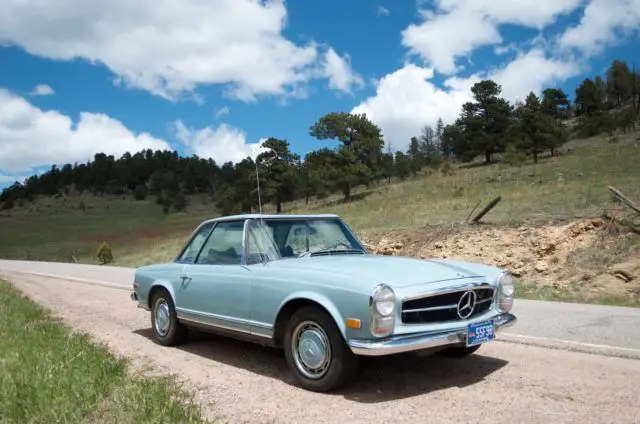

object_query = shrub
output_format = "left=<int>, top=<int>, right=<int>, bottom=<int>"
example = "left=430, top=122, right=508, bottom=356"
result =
left=440, top=160, right=453, bottom=175
left=133, top=184, right=148, bottom=201
left=96, top=242, right=114, bottom=265
left=502, top=144, right=526, bottom=167
left=173, top=192, right=187, bottom=212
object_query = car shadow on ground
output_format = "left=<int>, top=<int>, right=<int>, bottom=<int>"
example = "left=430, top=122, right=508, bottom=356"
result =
left=133, top=328, right=508, bottom=403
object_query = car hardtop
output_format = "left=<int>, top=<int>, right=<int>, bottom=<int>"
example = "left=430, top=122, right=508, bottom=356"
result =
left=174, top=213, right=364, bottom=265
left=199, top=213, right=341, bottom=225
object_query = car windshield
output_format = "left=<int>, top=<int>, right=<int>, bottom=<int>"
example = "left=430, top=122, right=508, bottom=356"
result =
left=245, top=218, right=364, bottom=264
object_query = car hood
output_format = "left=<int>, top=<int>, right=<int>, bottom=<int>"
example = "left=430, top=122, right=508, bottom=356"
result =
left=266, top=254, right=498, bottom=289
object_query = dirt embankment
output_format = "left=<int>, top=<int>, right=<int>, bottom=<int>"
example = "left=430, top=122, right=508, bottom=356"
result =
left=360, top=218, right=640, bottom=298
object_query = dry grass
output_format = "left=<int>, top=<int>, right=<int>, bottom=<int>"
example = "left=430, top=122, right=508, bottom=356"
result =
left=284, top=133, right=640, bottom=233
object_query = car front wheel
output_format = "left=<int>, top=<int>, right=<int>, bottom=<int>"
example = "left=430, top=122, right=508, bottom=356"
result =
left=283, top=305, right=359, bottom=392
left=150, top=289, right=188, bottom=346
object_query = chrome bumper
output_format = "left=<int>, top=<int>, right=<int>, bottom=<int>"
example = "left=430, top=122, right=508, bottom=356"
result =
left=349, top=313, right=517, bottom=356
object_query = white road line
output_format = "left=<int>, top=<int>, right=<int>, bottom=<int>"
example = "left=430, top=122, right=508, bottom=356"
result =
left=499, top=332, right=640, bottom=355
left=1, top=270, right=130, bottom=291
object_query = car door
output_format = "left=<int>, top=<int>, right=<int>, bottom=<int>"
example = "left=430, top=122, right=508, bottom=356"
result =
left=178, top=220, right=252, bottom=334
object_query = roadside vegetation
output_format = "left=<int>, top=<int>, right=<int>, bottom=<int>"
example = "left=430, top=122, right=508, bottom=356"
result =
left=0, top=279, right=209, bottom=424
left=0, top=58, right=639, bottom=307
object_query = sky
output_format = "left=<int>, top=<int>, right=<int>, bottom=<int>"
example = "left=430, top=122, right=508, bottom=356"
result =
left=1, top=0, right=639, bottom=188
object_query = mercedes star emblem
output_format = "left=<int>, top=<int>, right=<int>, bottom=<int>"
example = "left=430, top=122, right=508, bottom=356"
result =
left=457, top=290, right=477, bottom=319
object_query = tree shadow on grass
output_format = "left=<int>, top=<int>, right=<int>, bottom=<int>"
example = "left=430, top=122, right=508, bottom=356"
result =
left=133, top=328, right=508, bottom=403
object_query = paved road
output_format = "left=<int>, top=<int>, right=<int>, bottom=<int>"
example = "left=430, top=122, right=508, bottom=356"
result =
left=2, top=262, right=639, bottom=424
left=1, top=259, right=640, bottom=359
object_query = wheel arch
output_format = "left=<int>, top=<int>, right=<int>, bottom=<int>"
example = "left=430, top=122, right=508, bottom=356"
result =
left=273, top=292, right=347, bottom=348
left=147, top=280, right=176, bottom=309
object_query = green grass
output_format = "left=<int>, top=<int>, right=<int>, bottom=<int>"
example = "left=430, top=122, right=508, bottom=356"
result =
left=0, top=279, right=209, bottom=424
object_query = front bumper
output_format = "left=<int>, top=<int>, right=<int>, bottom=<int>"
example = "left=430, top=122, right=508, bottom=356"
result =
left=348, top=312, right=517, bottom=356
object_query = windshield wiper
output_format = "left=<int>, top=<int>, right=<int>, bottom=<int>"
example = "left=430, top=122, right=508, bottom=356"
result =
left=298, top=248, right=365, bottom=258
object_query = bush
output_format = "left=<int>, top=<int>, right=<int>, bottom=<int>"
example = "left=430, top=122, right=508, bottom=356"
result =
left=173, top=192, right=187, bottom=212
left=133, top=184, right=148, bottom=201
left=1, top=199, right=14, bottom=210
left=502, top=144, right=526, bottom=167
left=96, top=242, right=114, bottom=265
left=440, top=160, right=453, bottom=175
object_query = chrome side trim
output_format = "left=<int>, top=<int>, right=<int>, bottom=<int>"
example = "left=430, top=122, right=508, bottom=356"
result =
left=349, top=313, right=517, bottom=356
left=176, top=307, right=273, bottom=339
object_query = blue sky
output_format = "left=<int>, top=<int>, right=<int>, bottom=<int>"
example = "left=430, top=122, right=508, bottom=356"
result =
left=1, top=0, right=639, bottom=188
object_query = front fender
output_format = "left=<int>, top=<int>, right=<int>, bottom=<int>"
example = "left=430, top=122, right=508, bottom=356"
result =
left=276, top=290, right=348, bottom=339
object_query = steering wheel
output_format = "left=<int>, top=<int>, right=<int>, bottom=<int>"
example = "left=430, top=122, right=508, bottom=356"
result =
left=334, top=241, right=351, bottom=249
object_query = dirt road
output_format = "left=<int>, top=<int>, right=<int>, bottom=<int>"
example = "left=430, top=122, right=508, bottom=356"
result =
left=3, top=271, right=640, bottom=424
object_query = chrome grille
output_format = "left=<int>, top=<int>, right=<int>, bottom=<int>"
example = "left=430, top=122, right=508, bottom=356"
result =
left=401, top=286, right=495, bottom=324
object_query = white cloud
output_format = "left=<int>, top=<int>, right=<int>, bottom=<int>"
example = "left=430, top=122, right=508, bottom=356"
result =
left=0, top=89, right=170, bottom=175
left=377, top=6, right=390, bottom=16
left=401, top=0, right=583, bottom=74
left=0, top=174, right=28, bottom=184
left=214, top=106, right=230, bottom=119
left=559, top=0, right=640, bottom=55
left=352, top=49, right=580, bottom=151
left=320, top=48, right=365, bottom=93
left=0, top=0, right=360, bottom=102
left=487, top=49, right=581, bottom=102
left=30, top=84, right=54, bottom=96
left=172, top=121, right=268, bottom=164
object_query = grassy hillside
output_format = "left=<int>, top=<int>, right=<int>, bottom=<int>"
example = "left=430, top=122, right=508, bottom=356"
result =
left=1, top=131, right=639, bottom=305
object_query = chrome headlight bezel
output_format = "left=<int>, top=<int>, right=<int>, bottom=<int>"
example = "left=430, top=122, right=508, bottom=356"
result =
left=496, top=271, right=515, bottom=313
left=369, top=284, right=396, bottom=337
left=372, top=284, right=396, bottom=316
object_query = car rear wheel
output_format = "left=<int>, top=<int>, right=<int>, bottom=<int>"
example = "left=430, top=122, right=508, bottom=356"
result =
left=283, top=305, right=359, bottom=392
left=150, top=289, right=188, bottom=346
left=437, top=344, right=482, bottom=358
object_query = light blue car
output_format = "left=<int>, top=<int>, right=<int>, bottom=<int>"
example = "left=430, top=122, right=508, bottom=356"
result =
left=131, top=213, right=517, bottom=392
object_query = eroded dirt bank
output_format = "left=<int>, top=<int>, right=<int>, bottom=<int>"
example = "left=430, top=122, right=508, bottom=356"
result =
left=361, top=217, right=640, bottom=300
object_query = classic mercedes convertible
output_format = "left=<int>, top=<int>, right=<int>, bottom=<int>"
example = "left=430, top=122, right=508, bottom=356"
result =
left=131, top=213, right=517, bottom=392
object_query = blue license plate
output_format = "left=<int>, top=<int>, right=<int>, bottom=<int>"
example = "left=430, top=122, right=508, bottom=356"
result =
left=467, top=320, right=495, bottom=347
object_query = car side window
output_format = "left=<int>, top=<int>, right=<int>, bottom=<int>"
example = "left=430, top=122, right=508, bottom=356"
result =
left=177, top=223, right=214, bottom=263
left=195, top=221, right=245, bottom=265
left=285, top=220, right=351, bottom=255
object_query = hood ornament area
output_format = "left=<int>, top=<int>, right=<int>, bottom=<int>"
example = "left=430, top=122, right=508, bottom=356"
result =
left=456, top=290, right=477, bottom=319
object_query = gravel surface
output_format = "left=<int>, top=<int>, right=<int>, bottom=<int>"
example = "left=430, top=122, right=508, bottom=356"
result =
left=3, top=271, right=640, bottom=424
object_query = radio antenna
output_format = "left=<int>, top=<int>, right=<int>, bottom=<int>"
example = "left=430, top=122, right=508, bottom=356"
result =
left=255, top=159, right=262, bottom=215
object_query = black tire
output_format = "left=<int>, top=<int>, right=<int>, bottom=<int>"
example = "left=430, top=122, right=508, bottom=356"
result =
left=150, top=289, right=188, bottom=346
left=283, top=305, right=359, bottom=392
left=437, top=344, right=482, bottom=358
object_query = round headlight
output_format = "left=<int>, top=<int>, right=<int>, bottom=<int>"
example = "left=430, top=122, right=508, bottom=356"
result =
left=372, top=284, right=395, bottom=316
left=497, top=272, right=515, bottom=312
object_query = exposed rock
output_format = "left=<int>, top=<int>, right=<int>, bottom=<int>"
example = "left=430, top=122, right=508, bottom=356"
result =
left=535, top=261, right=548, bottom=273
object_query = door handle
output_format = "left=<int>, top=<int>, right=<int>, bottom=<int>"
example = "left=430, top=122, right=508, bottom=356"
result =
left=180, top=276, right=192, bottom=285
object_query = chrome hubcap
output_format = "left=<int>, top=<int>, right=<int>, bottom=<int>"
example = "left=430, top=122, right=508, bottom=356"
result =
left=291, top=321, right=331, bottom=379
left=154, top=299, right=171, bottom=337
